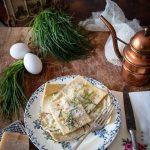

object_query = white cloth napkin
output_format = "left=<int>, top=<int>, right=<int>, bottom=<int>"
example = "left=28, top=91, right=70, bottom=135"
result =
left=79, top=0, right=142, bottom=66
left=108, top=90, right=150, bottom=150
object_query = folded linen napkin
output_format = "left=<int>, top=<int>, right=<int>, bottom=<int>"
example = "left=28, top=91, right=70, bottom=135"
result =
left=108, top=90, right=150, bottom=150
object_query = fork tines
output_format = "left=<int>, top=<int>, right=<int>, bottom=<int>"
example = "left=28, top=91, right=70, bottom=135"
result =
left=93, top=104, right=113, bottom=127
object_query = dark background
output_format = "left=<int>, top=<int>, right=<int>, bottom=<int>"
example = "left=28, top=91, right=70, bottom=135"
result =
left=0, top=0, right=150, bottom=26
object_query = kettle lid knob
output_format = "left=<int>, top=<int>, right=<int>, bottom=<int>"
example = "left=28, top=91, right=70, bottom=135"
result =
left=144, top=27, right=150, bottom=36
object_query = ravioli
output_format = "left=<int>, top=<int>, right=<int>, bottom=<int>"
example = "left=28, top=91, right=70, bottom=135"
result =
left=40, top=83, right=88, bottom=141
left=90, top=95, right=111, bottom=119
left=40, top=112, right=90, bottom=141
left=40, top=95, right=113, bottom=142
left=40, top=76, right=110, bottom=141
left=41, top=83, right=65, bottom=113
left=48, top=92, right=91, bottom=135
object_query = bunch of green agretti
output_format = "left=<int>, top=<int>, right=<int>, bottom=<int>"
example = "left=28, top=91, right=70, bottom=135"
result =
left=0, top=60, right=27, bottom=118
left=31, top=8, right=91, bottom=61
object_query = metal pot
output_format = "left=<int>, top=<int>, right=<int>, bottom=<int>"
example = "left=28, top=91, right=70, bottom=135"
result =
left=100, top=16, right=150, bottom=86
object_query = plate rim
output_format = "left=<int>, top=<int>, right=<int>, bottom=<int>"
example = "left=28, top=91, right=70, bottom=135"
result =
left=24, top=75, right=121, bottom=150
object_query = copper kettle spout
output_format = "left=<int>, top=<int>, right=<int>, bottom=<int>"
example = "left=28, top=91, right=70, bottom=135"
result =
left=100, top=15, right=128, bottom=61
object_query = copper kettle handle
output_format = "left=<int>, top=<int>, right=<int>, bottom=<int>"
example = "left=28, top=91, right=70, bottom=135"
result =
left=100, top=15, right=124, bottom=61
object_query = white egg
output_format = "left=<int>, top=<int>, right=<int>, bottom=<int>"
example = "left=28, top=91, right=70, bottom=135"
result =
left=24, top=53, right=43, bottom=74
left=10, top=43, right=30, bottom=59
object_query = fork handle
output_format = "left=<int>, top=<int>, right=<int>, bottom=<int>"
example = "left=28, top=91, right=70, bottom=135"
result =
left=73, top=129, right=91, bottom=150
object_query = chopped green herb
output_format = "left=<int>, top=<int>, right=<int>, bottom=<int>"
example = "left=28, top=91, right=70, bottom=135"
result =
left=70, top=97, right=79, bottom=107
left=58, top=110, right=63, bottom=117
left=70, top=107, right=78, bottom=113
left=82, top=91, right=96, bottom=105
left=66, top=108, right=80, bottom=129
left=66, top=111, right=75, bottom=129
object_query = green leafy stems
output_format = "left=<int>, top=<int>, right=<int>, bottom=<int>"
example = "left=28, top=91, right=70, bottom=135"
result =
left=31, top=8, right=92, bottom=61
left=0, top=60, right=27, bottom=118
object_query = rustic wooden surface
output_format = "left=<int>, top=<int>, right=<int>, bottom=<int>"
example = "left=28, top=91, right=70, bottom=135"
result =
left=0, top=27, right=150, bottom=149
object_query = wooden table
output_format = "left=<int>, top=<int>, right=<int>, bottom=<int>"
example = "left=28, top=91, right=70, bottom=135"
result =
left=0, top=27, right=150, bottom=149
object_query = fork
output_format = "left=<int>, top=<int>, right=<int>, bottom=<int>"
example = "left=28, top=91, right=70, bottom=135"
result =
left=73, top=104, right=113, bottom=150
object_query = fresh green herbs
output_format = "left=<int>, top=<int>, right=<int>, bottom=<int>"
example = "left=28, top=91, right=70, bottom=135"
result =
left=58, top=110, right=63, bottom=117
left=82, top=91, right=96, bottom=105
left=66, top=108, right=79, bottom=129
left=70, top=97, right=79, bottom=107
left=0, top=60, right=27, bottom=118
left=31, top=8, right=91, bottom=61
left=66, top=111, right=75, bottom=129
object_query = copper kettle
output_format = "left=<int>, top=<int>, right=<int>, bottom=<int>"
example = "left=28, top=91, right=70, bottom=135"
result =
left=100, top=16, right=150, bottom=86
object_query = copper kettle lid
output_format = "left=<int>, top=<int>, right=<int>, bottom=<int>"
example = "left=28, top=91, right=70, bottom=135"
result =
left=130, top=27, right=150, bottom=55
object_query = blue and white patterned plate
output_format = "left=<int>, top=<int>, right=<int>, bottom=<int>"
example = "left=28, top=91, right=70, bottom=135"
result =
left=24, top=75, right=121, bottom=150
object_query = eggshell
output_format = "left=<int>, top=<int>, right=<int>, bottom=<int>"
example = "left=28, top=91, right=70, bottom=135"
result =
left=24, top=53, right=43, bottom=74
left=10, top=43, right=30, bottom=59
